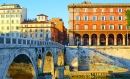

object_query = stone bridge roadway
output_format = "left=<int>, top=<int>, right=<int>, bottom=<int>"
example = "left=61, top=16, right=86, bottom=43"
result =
left=0, top=36, right=64, bottom=79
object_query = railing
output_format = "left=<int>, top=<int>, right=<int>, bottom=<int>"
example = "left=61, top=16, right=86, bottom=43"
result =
left=0, top=36, right=64, bottom=49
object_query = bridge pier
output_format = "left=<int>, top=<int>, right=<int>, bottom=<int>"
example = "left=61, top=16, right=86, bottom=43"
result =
left=55, top=66, right=64, bottom=79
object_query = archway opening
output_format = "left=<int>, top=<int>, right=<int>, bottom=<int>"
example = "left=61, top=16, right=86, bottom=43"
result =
left=125, top=34, right=130, bottom=45
left=100, top=34, right=106, bottom=46
left=75, top=34, right=81, bottom=46
left=38, top=54, right=42, bottom=68
left=57, top=52, right=64, bottom=66
left=91, top=34, right=97, bottom=46
left=108, top=34, right=114, bottom=45
left=6, top=54, right=35, bottom=79
left=117, top=34, right=123, bottom=45
left=43, top=52, right=54, bottom=76
left=83, top=34, right=89, bottom=45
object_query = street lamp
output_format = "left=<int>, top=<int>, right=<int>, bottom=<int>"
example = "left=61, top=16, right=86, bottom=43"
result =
left=73, top=4, right=75, bottom=45
left=127, top=26, right=129, bottom=46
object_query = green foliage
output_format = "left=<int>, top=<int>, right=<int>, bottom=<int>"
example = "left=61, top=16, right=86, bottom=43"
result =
left=125, top=9, right=130, bottom=28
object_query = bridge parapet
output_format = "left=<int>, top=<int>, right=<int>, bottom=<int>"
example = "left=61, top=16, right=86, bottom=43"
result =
left=0, top=36, right=64, bottom=49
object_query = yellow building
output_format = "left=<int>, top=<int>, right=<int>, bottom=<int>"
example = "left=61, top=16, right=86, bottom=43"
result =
left=21, top=14, right=59, bottom=42
left=50, top=18, right=67, bottom=44
left=0, top=3, right=27, bottom=37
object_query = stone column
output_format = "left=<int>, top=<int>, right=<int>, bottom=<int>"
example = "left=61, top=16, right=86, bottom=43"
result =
left=69, top=32, right=74, bottom=46
left=123, top=35, right=125, bottom=45
left=114, top=36, right=117, bottom=46
left=89, top=37, right=91, bottom=46
left=97, top=36, right=100, bottom=46
left=81, top=37, right=83, bottom=46
left=106, top=36, right=108, bottom=46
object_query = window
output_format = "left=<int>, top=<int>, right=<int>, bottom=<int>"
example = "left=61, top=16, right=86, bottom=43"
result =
left=11, top=14, right=15, bottom=18
left=76, top=8, right=79, bottom=12
left=93, top=8, right=96, bottom=12
left=109, top=25, right=114, bottom=29
left=30, top=34, right=32, bottom=38
left=102, top=8, right=104, bottom=12
left=12, top=20, right=14, bottom=23
left=12, top=33, right=14, bottom=37
left=16, top=26, right=19, bottom=30
left=101, top=16, right=105, bottom=20
left=40, top=29, right=43, bottom=32
left=17, top=10, right=20, bottom=13
left=110, top=16, right=114, bottom=20
left=110, top=8, right=113, bottom=12
left=35, top=29, right=38, bottom=32
left=1, top=26, right=4, bottom=30
left=7, top=26, right=9, bottom=30
left=84, top=8, right=88, bottom=12
left=16, top=33, right=19, bottom=37
left=118, top=8, right=122, bottom=12
left=30, top=29, right=32, bottom=32
left=76, top=16, right=80, bottom=20
left=16, top=14, right=19, bottom=17
left=46, top=34, right=48, bottom=41
left=84, top=16, right=88, bottom=20
left=93, top=25, right=96, bottom=30
left=76, top=25, right=79, bottom=30
left=16, top=20, right=18, bottom=23
left=1, top=20, right=4, bottom=24
left=92, top=16, right=97, bottom=20
left=35, top=34, right=37, bottom=38
left=101, top=25, right=106, bottom=30
left=118, top=25, right=122, bottom=30
left=1, top=15, right=5, bottom=18
left=6, top=15, right=10, bottom=18
left=40, top=34, right=43, bottom=37
left=118, top=16, right=123, bottom=20
left=84, top=25, right=88, bottom=30
left=6, top=20, right=9, bottom=23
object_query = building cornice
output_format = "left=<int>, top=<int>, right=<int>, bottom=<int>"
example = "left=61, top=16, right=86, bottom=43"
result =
left=68, top=3, right=130, bottom=8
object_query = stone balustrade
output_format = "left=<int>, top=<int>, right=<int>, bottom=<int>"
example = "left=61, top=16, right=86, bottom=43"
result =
left=0, top=36, right=64, bottom=49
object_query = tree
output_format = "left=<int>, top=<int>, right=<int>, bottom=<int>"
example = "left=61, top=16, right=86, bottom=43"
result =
left=125, top=9, right=130, bottom=28
left=125, top=9, right=130, bottom=45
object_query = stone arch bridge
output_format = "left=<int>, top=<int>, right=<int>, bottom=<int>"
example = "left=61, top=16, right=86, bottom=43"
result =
left=0, top=36, right=64, bottom=79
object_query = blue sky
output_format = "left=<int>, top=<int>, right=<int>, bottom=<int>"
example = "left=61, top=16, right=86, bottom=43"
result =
left=0, top=0, right=130, bottom=28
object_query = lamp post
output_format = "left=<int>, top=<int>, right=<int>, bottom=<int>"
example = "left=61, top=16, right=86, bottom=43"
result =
left=127, top=26, right=129, bottom=46
left=73, top=4, right=75, bottom=45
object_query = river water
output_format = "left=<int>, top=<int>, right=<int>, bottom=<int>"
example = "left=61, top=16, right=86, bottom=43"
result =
left=70, top=77, right=130, bottom=79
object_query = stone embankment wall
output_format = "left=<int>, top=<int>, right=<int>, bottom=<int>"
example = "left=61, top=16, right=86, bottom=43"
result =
left=65, top=46, right=130, bottom=71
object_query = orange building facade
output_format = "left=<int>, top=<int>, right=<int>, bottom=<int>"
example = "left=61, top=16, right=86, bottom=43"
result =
left=50, top=18, right=67, bottom=45
left=68, top=1, right=130, bottom=46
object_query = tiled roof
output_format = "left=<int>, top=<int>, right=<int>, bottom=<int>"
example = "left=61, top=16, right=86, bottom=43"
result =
left=37, top=14, right=48, bottom=17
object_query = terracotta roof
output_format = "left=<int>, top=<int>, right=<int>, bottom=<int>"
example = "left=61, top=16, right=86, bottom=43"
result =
left=68, top=2, right=130, bottom=8
left=1, top=4, right=20, bottom=7
left=37, top=14, right=48, bottom=17
left=21, top=20, right=54, bottom=24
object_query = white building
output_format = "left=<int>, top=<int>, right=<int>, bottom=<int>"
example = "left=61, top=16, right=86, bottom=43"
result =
left=0, top=3, right=27, bottom=37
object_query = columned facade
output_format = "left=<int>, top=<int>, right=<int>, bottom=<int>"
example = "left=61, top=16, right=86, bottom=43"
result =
left=68, top=31, right=130, bottom=46
left=68, top=1, right=130, bottom=46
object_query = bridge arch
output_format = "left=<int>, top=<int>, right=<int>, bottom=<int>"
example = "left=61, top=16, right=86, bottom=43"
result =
left=42, top=51, right=54, bottom=77
left=4, top=48, right=37, bottom=79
